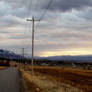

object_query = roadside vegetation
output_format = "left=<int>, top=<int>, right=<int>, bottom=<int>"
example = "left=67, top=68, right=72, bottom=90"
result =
left=0, top=67, right=7, bottom=70
left=19, top=65, right=92, bottom=92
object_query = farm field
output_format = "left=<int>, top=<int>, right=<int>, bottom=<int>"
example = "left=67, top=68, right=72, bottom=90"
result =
left=20, top=65, right=92, bottom=92
left=0, top=67, right=7, bottom=70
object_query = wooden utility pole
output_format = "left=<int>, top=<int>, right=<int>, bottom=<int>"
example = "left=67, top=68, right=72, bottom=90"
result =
left=27, top=17, right=39, bottom=75
left=22, top=48, right=25, bottom=57
left=22, top=48, right=25, bottom=64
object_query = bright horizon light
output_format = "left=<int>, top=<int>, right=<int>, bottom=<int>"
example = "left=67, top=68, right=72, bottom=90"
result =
left=39, top=48, right=92, bottom=57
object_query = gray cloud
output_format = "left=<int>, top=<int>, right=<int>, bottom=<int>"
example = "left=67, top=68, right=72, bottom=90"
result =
left=39, top=0, right=92, bottom=12
left=0, top=0, right=92, bottom=56
left=77, top=9, right=92, bottom=21
left=51, top=31, right=92, bottom=41
left=2, top=0, right=92, bottom=17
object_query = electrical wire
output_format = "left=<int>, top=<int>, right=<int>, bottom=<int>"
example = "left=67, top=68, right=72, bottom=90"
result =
left=36, top=0, right=54, bottom=28
left=34, top=0, right=40, bottom=18
left=27, top=0, right=33, bottom=17
left=22, top=0, right=33, bottom=54
left=22, top=0, right=55, bottom=54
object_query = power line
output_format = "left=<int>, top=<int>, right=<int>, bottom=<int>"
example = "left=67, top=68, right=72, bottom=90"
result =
left=23, top=0, right=55, bottom=58
left=27, top=17, right=40, bottom=76
left=36, top=0, right=54, bottom=28
left=22, top=0, right=33, bottom=57
left=34, top=0, right=40, bottom=18
left=27, top=0, right=33, bottom=17
left=22, top=48, right=25, bottom=57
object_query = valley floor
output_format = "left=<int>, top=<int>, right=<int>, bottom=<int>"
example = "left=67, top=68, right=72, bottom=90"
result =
left=19, top=65, right=92, bottom=92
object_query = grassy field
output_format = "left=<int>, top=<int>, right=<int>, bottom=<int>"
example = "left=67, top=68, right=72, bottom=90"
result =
left=24, top=66, right=92, bottom=92
left=0, top=66, right=7, bottom=70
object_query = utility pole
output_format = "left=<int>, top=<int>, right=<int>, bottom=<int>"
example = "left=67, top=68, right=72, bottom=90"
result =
left=22, top=48, right=25, bottom=64
left=22, top=48, right=25, bottom=57
left=27, top=17, right=39, bottom=75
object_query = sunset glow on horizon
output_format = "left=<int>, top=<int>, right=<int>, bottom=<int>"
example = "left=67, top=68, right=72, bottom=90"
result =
left=39, top=48, right=92, bottom=57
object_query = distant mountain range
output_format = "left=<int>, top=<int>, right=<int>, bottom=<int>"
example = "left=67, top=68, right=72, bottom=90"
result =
left=0, top=49, right=24, bottom=60
left=35, top=56, right=92, bottom=62
left=0, top=49, right=92, bottom=62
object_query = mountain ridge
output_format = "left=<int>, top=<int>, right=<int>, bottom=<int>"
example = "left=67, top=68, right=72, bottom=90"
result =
left=0, top=49, right=92, bottom=62
left=35, top=55, right=92, bottom=62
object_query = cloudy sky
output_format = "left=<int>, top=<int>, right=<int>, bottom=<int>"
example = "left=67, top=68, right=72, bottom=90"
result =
left=0, top=0, right=92, bottom=57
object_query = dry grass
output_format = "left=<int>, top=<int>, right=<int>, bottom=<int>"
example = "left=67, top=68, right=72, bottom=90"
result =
left=26, top=66, right=92, bottom=92
left=0, top=66, right=7, bottom=70
left=20, top=70, right=82, bottom=92
left=20, top=69, right=42, bottom=92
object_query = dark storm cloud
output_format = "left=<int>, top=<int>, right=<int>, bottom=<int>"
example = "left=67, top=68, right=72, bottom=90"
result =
left=40, top=0, right=92, bottom=12
left=1, top=0, right=92, bottom=21
left=2, top=0, right=92, bottom=12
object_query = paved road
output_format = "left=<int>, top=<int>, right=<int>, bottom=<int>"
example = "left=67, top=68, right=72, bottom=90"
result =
left=0, top=67, right=20, bottom=92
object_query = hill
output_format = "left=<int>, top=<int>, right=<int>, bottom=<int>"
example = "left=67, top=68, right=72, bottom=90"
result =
left=0, top=49, right=24, bottom=61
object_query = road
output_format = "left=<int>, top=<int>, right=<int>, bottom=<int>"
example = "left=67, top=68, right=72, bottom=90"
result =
left=0, top=67, right=20, bottom=92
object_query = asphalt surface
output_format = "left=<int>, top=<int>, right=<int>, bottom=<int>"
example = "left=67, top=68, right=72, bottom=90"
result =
left=0, top=67, right=20, bottom=92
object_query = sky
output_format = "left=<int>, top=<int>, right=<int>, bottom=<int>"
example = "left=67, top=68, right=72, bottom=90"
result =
left=0, top=0, right=92, bottom=57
